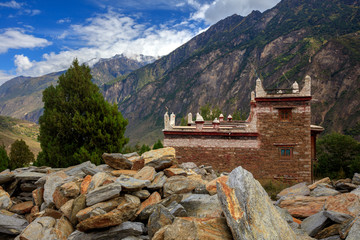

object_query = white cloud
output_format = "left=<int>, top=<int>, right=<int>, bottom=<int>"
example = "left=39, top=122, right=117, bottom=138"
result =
left=0, top=29, right=51, bottom=53
left=0, top=1, right=22, bottom=9
left=191, top=0, right=280, bottom=24
left=57, top=18, right=71, bottom=24
left=14, top=54, right=33, bottom=72
left=14, top=10, right=201, bottom=76
left=0, top=70, right=15, bottom=86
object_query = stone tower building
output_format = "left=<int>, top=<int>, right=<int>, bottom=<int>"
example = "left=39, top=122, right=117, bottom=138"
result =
left=163, top=76, right=323, bottom=182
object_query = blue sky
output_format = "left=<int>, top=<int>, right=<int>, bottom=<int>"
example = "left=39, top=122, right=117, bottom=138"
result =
left=0, top=0, right=280, bottom=85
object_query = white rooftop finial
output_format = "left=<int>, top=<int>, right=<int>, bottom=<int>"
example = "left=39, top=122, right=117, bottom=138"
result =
left=196, top=112, right=204, bottom=122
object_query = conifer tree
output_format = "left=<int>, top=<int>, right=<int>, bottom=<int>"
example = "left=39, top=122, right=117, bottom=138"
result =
left=153, top=139, right=163, bottom=150
left=0, top=144, right=9, bottom=171
left=9, top=139, right=34, bottom=170
left=38, top=59, right=128, bottom=167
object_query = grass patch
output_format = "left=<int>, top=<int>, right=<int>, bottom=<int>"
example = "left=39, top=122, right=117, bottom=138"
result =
left=258, top=179, right=295, bottom=200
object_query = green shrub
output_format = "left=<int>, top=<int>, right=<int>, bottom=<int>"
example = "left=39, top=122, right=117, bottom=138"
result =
left=0, top=145, right=9, bottom=171
left=153, top=140, right=164, bottom=150
left=9, top=139, right=34, bottom=170
left=315, top=133, right=360, bottom=179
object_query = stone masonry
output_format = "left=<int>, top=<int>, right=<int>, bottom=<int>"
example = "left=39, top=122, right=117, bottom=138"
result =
left=163, top=76, right=323, bottom=182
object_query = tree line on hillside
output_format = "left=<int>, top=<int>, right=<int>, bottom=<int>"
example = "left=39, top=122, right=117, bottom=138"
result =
left=1, top=59, right=359, bottom=180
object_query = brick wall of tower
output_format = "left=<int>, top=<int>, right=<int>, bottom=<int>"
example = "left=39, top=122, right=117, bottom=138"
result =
left=254, top=99, right=312, bottom=182
left=164, top=98, right=312, bottom=182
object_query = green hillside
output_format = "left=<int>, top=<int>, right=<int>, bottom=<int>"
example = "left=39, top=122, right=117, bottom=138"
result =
left=0, top=115, right=40, bottom=156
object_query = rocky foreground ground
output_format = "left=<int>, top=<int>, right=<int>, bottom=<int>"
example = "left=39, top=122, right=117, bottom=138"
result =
left=0, top=147, right=360, bottom=240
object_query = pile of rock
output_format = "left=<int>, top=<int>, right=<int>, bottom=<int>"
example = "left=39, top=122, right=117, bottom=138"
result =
left=277, top=175, right=360, bottom=239
left=1, top=147, right=360, bottom=240
left=0, top=148, right=228, bottom=240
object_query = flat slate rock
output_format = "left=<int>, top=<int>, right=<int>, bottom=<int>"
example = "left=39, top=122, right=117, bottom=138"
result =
left=14, top=171, right=46, bottom=181
left=0, top=172, right=15, bottom=185
left=86, top=182, right=122, bottom=206
left=102, top=153, right=132, bottom=170
left=180, top=194, right=222, bottom=218
left=0, top=212, right=29, bottom=235
left=68, top=221, right=145, bottom=240
left=310, top=186, right=340, bottom=197
left=116, top=176, right=150, bottom=191
left=324, top=210, right=354, bottom=223
left=300, top=211, right=331, bottom=237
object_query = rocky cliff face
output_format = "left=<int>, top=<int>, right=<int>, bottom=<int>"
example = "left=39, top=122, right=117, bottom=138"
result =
left=104, top=0, right=360, bottom=144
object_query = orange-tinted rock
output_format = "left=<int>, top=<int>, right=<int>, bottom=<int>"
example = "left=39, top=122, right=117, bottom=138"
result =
left=52, top=216, right=74, bottom=240
left=111, top=170, right=138, bottom=177
left=60, top=182, right=80, bottom=198
left=102, top=178, right=115, bottom=186
left=42, top=208, right=63, bottom=219
left=206, top=176, right=228, bottom=195
left=325, top=193, right=360, bottom=217
left=217, top=167, right=297, bottom=240
left=131, top=158, right=145, bottom=170
left=0, top=187, right=12, bottom=210
left=32, top=187, right=44, bottom=206
left=76, top=197, right=122, bottom=222
left=163, top=168, right=187, bottom=177
left=60, top=199, right=74, bottom=219
left=134, top=166, right=156, bottom=181
left=308, top=177, right=331, bottom=190
left=142, top=147, right=176, bottom=171
left=81, top=175, right=92, bottom=194
left=52, top=187, right=70, bottom=209
left=154, top=217, right=233, bottom=240
left=293, top=217, right=302, bottom=224
left=163, top=176, right=201, bottom=197
left=314, top=223, right=342, bottom=239
left=279, top=196, right=328, bottom=218
left=77, top=195, right=140, bottom=231
left=10, top=201, right=33, bottom=214
left=136, top=191, right=161, bottom=215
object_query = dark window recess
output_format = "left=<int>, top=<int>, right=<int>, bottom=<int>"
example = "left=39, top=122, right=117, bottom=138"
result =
left=279, top=147, right=293, bottom=159
left=279, top=108, right=292, bottom=121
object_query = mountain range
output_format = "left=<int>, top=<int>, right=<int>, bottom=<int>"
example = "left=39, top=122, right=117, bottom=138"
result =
left=0, top=0, right=359, bottom=145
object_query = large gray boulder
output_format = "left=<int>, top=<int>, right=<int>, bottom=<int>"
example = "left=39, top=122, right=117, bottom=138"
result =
left=217, top=166, right=297, bottom=240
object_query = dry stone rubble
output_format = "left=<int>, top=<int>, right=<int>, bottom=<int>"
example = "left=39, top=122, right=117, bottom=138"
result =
left=0, top=147, right=360, bottom=239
